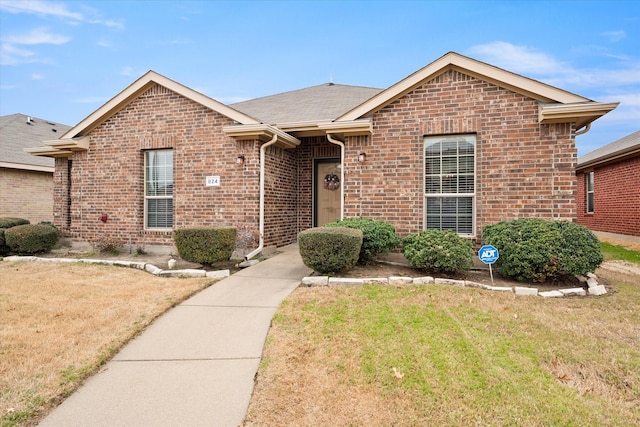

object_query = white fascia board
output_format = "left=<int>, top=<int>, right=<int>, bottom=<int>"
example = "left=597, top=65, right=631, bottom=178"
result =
left=539, top=102, right=619, bottom=127
left=223, top=123, right=300, bottom=148
left=318, top=119, right=372, bottom=135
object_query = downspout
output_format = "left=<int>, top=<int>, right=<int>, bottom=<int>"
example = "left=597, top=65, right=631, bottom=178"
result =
left=575, top=123, right=591, bottom=136
left=245, top=134, right=278, bottom=260
left=326, top=134, right=345, bottom=221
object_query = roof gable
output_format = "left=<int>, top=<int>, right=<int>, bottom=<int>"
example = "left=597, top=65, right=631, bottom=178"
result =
left=62, top=71, right=260, bottom=139
left=338, top=51, right=606, bottom=122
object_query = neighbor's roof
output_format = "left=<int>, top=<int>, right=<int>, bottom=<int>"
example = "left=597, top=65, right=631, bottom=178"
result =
left=0, top=113, right=71, bottom=171
left=577, top=130, right=640, bottom=170
left=231, top=83, right=383, bottom=125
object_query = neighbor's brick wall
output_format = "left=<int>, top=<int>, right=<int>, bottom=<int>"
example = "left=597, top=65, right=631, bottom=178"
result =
left=62, top=84, right=261, bottom=248
left=576, top=155, right=640, bottom=237
left=344, top=69, right=577, bottom=238
left=0, top=168, right=53, bottom=223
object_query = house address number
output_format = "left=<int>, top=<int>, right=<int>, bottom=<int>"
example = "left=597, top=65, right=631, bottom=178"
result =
left=205, top=176, right=221, bottom=187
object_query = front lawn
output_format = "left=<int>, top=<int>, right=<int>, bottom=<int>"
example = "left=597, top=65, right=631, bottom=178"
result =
left=0, top=261, right=214, bottom=426
left=244, top=266, right=640, bottom=426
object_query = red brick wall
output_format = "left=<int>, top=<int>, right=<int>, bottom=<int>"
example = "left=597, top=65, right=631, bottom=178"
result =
left=0, top=168, right=53, bottom=223
left=59, top=84, right=261, bottom=249
left=344, top=69, right=577, bottom=238
left=52, top=158, right=71, bottom=234
left=576, top=155, right=640, bottom=237
left=56, top=70, right=581, bottom=251
left=264, top=144, right=299, bottom=247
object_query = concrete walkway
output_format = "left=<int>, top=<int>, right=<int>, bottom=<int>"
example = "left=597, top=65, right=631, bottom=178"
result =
left=39, top=244, right=312, bottom=427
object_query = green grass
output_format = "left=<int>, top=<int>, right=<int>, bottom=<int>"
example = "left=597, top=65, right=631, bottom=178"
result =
left=601, top=242, right=640, bottom=265
left=250, top=279, right=640, bottom=426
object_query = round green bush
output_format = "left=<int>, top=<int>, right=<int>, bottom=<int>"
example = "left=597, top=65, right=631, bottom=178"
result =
left=174, top=227, right=237, bottom=264
left=0, top=217, right=30, bottom=229
left=298, top=227, right=363, bottom=274
left=4, top=224, right=60, bottom=255
left=482, top=218, right=604, bottom=283
left=324, top=218, right=400, bottom=264
left=402, top=229, right=473, bottom=274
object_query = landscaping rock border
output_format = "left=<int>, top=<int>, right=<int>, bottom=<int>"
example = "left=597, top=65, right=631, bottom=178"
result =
left=302, top=272, right=607, bottom=297
left=1, top=256, right=230, bottom=279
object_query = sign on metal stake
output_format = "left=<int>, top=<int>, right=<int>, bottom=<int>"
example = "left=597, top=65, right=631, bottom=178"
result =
left=478, top=245, right=499, bottom=285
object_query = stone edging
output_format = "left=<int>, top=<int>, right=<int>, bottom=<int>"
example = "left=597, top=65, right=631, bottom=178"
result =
left=1, top=256, right=230, bottom=279
left=301, top=272, right=607, bottom=297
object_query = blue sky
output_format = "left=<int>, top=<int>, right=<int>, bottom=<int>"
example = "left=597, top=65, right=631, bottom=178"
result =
left=1, top=0, right=638, bottom=156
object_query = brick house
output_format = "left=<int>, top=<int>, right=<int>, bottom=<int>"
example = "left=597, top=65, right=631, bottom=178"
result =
left=576, top=130, right=640, bottom=238
left=1, top=114, right=71, bottom=223
left=29, top=52, right=617, bottom=255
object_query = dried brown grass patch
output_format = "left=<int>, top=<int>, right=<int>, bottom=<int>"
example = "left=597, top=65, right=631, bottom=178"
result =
left=0, top=261, right=212, bottom=425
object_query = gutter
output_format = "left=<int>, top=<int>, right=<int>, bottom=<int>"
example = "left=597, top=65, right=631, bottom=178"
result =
left=245, top=133, right=278, bottom=260
left=326, top=134, right=345, bottom=221
left=575, top=123, right=591, bottom=136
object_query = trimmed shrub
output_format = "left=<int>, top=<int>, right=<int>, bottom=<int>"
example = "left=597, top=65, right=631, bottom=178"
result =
left=0, top=217, right=30, bottom=229
left=324, top=218, right=400, bottom=264
left=402, top=230, right=474, bottom=274
left=482, top=218, right=604, bottom=283
left=174, top=227, right=237, bottom=264
left=4, top=223, right=60, bottom=255
left=298, top=227, right=363, bottom=274
left=0, top=229, right=10, bottom=256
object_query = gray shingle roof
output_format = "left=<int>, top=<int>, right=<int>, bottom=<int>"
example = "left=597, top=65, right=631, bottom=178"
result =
left=1, top=114, right=72, bottom=169
left=577, top=130, right=640, bottom=168
left=231, top=83, right=383, bottom=124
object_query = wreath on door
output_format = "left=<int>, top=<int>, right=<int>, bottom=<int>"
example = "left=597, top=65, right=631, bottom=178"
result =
left=323, top=173, right=340, bottom=191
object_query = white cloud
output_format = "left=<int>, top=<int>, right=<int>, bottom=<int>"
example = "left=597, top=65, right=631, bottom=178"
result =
left=3, top=27, right=71, bottom=45
left=0, top=28, right=70, bottom=65
left=103, top=19, right=125, bottom=31
left=468, top=41, right=640, bottom=90
left=468, top=41, right=569, bottom=75
left=97, top=39, right=112, bottom=48
left=0, top=43, right=36, bottom=65
left=31, top=73, right=44, bottom=80
left=0, top=0, right=125, bottom=30
left=120, top=66, right=134, bottom=76
left=601, top=30, right=626, bottom=42
left=0, top=0, right=83, bottom=20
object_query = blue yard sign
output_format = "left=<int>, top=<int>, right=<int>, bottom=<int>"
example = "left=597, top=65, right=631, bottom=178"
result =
left=478, top=245, right=499, bottom=264
left=478, top=245, right=499, bottom=285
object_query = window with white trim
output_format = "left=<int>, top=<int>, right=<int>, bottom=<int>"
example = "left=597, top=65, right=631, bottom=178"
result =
left=424, top=134, right=475, bottom=235
left=586, top=171, right=594, bottom=213
left=144, top=149, right=173, bottom=229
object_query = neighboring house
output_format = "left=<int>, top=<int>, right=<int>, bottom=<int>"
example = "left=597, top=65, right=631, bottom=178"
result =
left=576, top=130, right=640, bottom=238
left=1, top=114, right=71, bottom=223
left=28, top=52, right=617, bottom=254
